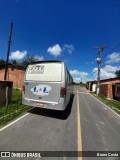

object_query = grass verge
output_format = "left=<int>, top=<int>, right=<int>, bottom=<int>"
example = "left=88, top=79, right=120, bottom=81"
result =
left=0, top=88, right=29, bottom=127
left=91, top=93, right=120, bottom=115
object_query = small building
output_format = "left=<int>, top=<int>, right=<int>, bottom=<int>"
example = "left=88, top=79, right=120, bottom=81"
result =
left=87, top=77, right=120, bottom=100
left=0, top=64, right=25, bottom=89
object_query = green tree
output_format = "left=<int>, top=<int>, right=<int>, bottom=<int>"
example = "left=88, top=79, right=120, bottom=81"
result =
left=11, top=60, right=18, bottom=65
left=0, top=59, right=5, bottom=64
left=115, top=70, right=120, bottom=77
left=21, top=55, right=35, bottom=69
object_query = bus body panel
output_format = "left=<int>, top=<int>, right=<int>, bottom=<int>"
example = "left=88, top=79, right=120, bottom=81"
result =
left=24, top=82, right=61, bottom=103
left=22, top=61, right=73, bottom=110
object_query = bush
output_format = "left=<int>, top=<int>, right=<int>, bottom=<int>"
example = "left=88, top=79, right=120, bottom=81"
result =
left=0, top=88, right=29, bottom=127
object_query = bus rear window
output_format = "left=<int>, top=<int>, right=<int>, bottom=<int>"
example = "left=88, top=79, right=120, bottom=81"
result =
left=25, top=63, right=62, bottom=82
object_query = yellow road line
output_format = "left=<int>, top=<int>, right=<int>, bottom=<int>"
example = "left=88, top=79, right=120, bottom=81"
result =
left=77, top=89, right=82, bottom=160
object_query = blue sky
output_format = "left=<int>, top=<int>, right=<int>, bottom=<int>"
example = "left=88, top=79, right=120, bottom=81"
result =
left=0, top=0, right=120, bottom=82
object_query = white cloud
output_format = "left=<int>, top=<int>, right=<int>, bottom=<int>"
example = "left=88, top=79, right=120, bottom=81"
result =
left=73, top=77, right=91, bottom=83
left=103, top=65, right=120, bottom=72
left=33, top=55, right=44, bottom=61
left=9, top=50, right=27, bottom=60
left=106, top=52, right=120, bottom=64
left=9, top=51, right=44, bottom=62
left=100, top=68, right=115, bottom=79
left=70, top=70, right=88, bottom=76
left=47, top=44, right=75, bottom=57
left=79, top=72, right=89, bottom=76
left=70, top=69, right=89, bottom=83
left=63, top=44, right=75, bottom=54
left=73, top=77, right=81, bottom=83
left=47, top=44, right=62, bottom=57
left=92, top=67, right=116, bottom=79
left=70, top=70, right=79, bottom=76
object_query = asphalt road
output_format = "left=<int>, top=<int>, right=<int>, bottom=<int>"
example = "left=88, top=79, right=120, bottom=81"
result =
left=0, top=86, right=120, bottom=160
left=78, top=86, right=120, bottom=160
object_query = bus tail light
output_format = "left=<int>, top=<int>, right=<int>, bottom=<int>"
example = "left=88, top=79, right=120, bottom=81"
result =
left=60, top=87, right=66, bottom=97
left=22, top=85, right=25, bottom=94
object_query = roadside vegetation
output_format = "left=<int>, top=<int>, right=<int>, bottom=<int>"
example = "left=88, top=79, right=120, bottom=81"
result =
left=92, top=93, right=120, bottom=115
left=0, top=89, right=29, bottom=127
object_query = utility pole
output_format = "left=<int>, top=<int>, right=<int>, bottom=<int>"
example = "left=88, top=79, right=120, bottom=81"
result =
left=81, top=77, right=82, bottom=83
left=95, top=46, right=107, bottom=95
left=4, top=22, right=13, bottom=80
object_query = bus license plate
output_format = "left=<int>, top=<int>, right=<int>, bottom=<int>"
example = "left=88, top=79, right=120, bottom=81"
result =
left=36, top=102, right=44, bottom=107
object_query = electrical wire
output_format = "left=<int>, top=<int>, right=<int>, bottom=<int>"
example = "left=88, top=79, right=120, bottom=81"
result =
left=85, top=40, right=120, bottom=81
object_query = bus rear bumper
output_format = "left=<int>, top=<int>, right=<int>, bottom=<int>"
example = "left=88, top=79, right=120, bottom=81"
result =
left=22, top=96, right=66, bottom=111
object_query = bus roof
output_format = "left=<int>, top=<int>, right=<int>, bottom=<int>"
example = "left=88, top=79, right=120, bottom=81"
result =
left=30, top=60, right=62, bottom=64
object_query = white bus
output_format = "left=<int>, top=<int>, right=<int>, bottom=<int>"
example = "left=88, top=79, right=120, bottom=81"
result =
left=22, top=60, right=73, bottom=110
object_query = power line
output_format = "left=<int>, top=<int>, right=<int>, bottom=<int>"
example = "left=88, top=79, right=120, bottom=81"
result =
left=87, top=40, right=120, bottom=80
left=101, top=41, right=120, bottom=62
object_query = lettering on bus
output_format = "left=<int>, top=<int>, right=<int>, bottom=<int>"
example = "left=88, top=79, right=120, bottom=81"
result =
left=28, top=65, right=44, bottom=74
left=31, top=84, right=52, bottom=96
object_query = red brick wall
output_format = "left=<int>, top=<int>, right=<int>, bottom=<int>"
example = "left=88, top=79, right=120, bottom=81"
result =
left=100, top=84, right=116, bottom=99
left=0, top=67, right=25, bottom=89
left=89, top=78, right=120, bottom=99
left=100, top=84, right=108, bottom=97
left=100, top=79, right=120, bottom=99
left=108, top=84, right=113, bottom=99
left=100, top=79, right=120, bottom=84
